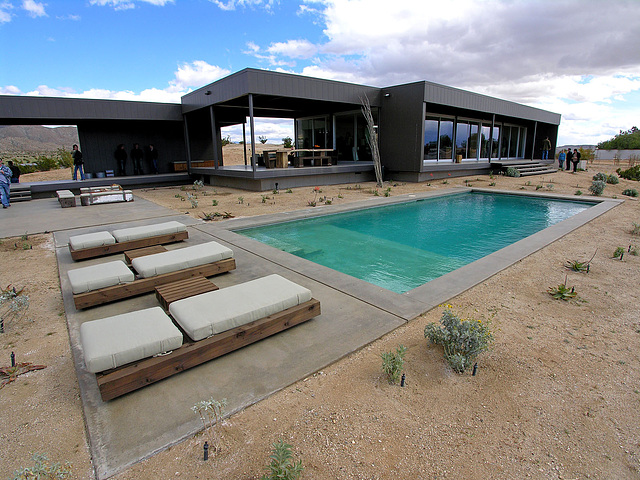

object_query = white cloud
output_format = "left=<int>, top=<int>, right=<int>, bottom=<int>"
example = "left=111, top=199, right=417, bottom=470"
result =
left=2, top=60, right=230, bottom=104
left=89, top=0, right=174, bottom=9
left=22, top=0, right=46, bottom=17
left=0, top=1, right=13, bottom=23
left=209, top=0, right=277, bottom=12
left=267, top=39, right=317, bottom=59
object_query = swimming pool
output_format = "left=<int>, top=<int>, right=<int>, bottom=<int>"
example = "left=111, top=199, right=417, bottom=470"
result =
left=239, top=191, right=591, bottom=293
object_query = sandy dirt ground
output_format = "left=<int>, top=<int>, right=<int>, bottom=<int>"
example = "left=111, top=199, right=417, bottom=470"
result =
left=1, top=151, right=639, bottom=479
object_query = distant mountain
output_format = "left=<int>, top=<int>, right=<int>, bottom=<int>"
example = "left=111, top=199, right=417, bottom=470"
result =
left=0, top=125, right=79, bottom=157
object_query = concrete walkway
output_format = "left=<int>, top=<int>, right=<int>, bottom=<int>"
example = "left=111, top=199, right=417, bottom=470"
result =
left=2, top=191, right=621, bottom=479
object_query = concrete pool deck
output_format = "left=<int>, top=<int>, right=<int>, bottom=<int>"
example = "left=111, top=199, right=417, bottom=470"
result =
left=4, top=189, right=621, bottom=479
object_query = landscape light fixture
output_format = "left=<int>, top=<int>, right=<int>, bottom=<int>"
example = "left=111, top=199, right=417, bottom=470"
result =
left=384, top=93, right=391, bottom=97
left=204, top=90, right=212, bottom=95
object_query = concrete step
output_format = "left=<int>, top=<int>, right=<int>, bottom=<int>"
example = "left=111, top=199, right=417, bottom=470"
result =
left=519, top=167, right=557, bottom=177
left=9, top=185, right=32, bottom=202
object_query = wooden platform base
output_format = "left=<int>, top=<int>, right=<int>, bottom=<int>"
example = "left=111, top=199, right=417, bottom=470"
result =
left=96, top=298, right=321, bottom=401
left=124, top=245, right=167, bottom=264
left=69, top=231, right=188, bottom=261
left=72, top=258, right=236, bottom=309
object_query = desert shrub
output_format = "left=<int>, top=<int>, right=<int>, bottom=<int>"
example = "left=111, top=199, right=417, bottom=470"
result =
left=34, top=154, right=59, bottom=171
left=56, top=147, right=73, bottom=168
left=11, top=453, right=71, bottom=480
left=622, top=188, right=638, bottom=197
left=261, top=439, right=304, bottom=480
left=221, top=135, right=231, bottom=146
left=607, top=174, right=619, bottom=184
left=613, top=246, right=625, bottom=259
left=631, top=222, right=640, bottom=235
left=259, top=135, right=268, bottom=144
left=589, top=180, right=606, bottom=196
left=381, top=345, right=407, bottom=384
left=17, top=162, right=38, bottom=174
left=616, top=165, right=640, bottom=181
left=592, top=172, right=608, bottom=182
left=1, top=285, right=29, bottom=333
left=575, top=190, right=583, bottom=196
left=424, top=308, right=493, bottom=373
left=282, top=136, right=293, bottom=148
left=505, top=167, right=521, bottom=178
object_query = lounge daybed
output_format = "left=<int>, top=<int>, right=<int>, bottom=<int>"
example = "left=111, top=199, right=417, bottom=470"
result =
left=56, top=190, right=76, bottom=208
left=79, top=274, right=321, bottom=401
left=68, top=220, right=189, bottom=261
left=80, top=186, right=133, bottom=206
left=68, top=241, right=236, bottom=309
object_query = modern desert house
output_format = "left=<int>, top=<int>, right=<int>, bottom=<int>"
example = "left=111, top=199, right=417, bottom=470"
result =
left=0, top=68, right=561, bottom=191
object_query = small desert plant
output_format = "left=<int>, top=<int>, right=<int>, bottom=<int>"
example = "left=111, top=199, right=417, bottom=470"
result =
left=193, top=179, right=204, bottom=190
left=221, top=135, right=231, bottom=146
left=258, top=135, right=268, bottom=144
left=575, top=190, right=583, bottom=195
left=261, top=439, right=304, bottom=480
left=622, top=188, right=639, bottom=197
left=548, top=276, right=577, bottom=300
left=192, top=397, right=227, bottom=451
left=261, top=195, right=270, bottom=203
left=589, top=180, right=606, bottom=196
left=11, top=453, right=71, bottom=480
left=186, top=193, right=198, bottom=208
left=607, top=174, right=619, bottom=184
left=489, top=182, right=496, bottom=186
left=286, top=188, right=293, bottom=194
left=237, top=196, right=244, bottom=204
left=200, top=212, right=222, bottom=221
left=565, top=250, right=596, bottom=272
left=505, top=167, right=521, bottom=177
left=1, top=285, right=29, bottom=333
left=613, top=246, right=625, bottom=259
left=211, top=199, right=218, bottom=206
left=424, top=308, right=493, bottom=373
left=632, top=223, right=640, bottom=235
left=381, top=345, right=407, bottom=384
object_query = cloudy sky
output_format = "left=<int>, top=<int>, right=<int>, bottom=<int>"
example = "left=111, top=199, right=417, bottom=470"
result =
left=1, top=0, right=639, bottom=145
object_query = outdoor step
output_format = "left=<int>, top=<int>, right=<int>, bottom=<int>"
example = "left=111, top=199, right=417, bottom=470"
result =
left=519, top=167, right=557, bottom=177
left=9, top=185, right=31, bottom=202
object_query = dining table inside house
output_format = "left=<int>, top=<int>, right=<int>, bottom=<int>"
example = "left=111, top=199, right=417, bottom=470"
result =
left=262, top=148, right=335, bottom=168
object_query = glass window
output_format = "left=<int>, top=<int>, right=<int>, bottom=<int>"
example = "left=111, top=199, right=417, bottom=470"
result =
left=468, top=123, right=479, bottom=160
left=424, top=118, right=439, bottom=160
left=456, top=122, right=469, bottom=159
left=480, top=125, right=491, bottom=158
left=491, top=125, right=500, bottom=159
left=518, top=127, right=527, bottom=158
left=500, top=126, right=510, bottom=158
left=509, top=126, right=518, bottom=158
left=314, top=117, right=327, bottom=149
left=439, top=120, right=454, bottom=161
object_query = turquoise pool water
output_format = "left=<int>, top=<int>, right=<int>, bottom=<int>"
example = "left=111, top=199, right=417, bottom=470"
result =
left=239, top=192, right=591, bottom=293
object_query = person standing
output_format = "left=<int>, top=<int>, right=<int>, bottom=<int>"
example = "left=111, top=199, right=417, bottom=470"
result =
left=147, top=144, right=159, bottom=174
left=542, top=136, right=551, bottom=160
left=8, top=160, right=20, bottom=183
left=72, top=144, right=85, bottom=180
left=565, top=148, right=573, bottom=171
left=0, top=158, right=12, bottom=208
left=131, top=143, right=144, bottom=175
left=572, top=148, right=581, bottom=173
left=558, top=149, right=566, bottom=170
left=115, top=144, right=128, bottom=176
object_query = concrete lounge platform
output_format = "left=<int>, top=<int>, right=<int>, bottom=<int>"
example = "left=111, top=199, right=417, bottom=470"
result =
left=5, top=188, right=621, bottom=480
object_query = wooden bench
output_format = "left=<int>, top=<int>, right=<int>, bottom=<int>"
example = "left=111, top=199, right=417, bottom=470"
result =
left=155, top=275, right=219, bottom=311
left=95, top=298, right=320, bottom=401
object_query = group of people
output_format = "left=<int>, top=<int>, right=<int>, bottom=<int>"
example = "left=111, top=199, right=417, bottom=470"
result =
left=114, top=143, right=158, bottom=176
left=558, top=148, right=582, bottom=172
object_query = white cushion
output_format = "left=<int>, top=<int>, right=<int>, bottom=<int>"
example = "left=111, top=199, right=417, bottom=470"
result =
left=132, top=241, right=233, bottom=278
left=112, top=221, right=187, bottom=243
left=80, top=307, right=183, bottom=373
left=69, top=231, right=116, bottom=250
left=169, top=274, right=312, bottom=341
left=68, top=260, right=135, bottom=294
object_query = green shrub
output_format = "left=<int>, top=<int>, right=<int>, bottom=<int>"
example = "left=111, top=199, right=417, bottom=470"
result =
left=282, top=136, right=293, bottom=148
left=381, top=345, right=407, bottom=384
left=616, top=165, right=640, bottom=181
left=622, top=188, right=639, bottom=197
left=592, top=172, right=608, bottom=182
left=424, top=308, right=493, bottom=373
left=613, top=246, right=625, bottom=259
left=261, top=439, right=304, bottom=480
left=11, top=453, right=71, bottom=480
left=505, top=167, right=521, bottom=178
left=607, top=174, right=619, bottom=184
left=56, top=147, right=73, bottom=168
left=575, top=190, right=583, bottom=195
left=221, top=135, right=232, bottom=146
left=589, top=180, right=606, bottom=196
left=34, top=155, right=59, bottom=171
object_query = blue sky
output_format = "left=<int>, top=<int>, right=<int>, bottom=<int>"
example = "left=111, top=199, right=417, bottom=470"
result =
left=1, top=0, right=640, bottom=146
